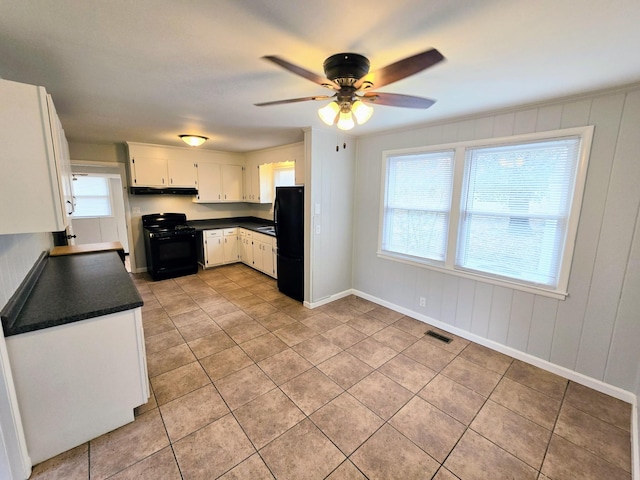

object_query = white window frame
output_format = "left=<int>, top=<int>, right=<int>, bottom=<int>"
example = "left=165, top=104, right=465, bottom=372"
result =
left=377, top=126, right=594, bottom=299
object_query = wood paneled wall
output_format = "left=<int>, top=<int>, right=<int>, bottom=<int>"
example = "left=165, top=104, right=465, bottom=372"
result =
left=353, top=85, right=640, bottom=392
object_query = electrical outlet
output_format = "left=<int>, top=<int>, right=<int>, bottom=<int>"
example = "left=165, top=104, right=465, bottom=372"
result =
left=132, top=206, right=141, bottom=214
left=419, top=297, right=426, bottom=307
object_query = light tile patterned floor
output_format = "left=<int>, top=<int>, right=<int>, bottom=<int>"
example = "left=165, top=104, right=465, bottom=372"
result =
left=29, top=264, right=633, bottom=479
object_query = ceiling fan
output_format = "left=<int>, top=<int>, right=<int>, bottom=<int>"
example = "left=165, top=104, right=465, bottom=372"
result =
left=255, top=48, right=445, bottom=130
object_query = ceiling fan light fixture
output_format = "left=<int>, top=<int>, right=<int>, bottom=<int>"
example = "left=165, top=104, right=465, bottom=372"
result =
left=318, top=101, right=340, bottom=126
left=179, top=135, right=208, bottom=147
left=351, top=100, right=373, bottom=125
left=337, top=110, right=355, bottom=131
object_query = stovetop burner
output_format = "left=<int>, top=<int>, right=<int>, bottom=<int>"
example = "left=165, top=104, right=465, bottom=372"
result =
left=142, top=213, right=195, bottom=237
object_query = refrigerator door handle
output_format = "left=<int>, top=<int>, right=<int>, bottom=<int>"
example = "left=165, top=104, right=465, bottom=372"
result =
left=274, top=196, right=280, bottom=237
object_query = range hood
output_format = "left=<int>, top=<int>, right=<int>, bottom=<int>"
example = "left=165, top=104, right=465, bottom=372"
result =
left=129, top=186, right=198, bottom=195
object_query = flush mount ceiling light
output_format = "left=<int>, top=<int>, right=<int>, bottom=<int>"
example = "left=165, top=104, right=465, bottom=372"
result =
left=255, top=49, right=445, bottom=130
left=179, top=135, right=208, bottom=147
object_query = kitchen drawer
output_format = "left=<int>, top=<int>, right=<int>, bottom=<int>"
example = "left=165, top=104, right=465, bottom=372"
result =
left=224, top=228, right=237, bottom=236
left=205, top=229, right=222, bottom=238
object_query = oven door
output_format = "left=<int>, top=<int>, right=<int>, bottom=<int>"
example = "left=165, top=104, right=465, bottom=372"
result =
left=147, top=233, right=198, bottom=280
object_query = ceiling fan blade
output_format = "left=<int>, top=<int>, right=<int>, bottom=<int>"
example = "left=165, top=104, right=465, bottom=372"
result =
left=355, top=48, right=445, bottom=90
left=361, top=92, right=436, bottom=109
left=262, top=55, right=338, bottom=89
left=254, top=95, right=334, bottom=107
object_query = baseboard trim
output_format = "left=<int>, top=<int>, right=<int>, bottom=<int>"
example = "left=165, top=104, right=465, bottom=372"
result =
left=304, top=289, right=354, bottom=309
left=351, top=288, right=636, bottom=404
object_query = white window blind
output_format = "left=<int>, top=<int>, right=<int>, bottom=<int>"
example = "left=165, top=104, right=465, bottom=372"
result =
left=274, top=166, right=295, bottom=187
left=382, top=150, right=454, bottom=262
left=456, top=137, right=581, bottom=287
left=72, top=176, right=112, bottom=217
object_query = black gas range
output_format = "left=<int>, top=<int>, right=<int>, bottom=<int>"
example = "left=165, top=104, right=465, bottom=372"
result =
left=142, top=213, right=198, bottom=280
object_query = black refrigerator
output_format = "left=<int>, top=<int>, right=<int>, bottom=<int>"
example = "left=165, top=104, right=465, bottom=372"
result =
left=274, top=186, right=304, bottom=302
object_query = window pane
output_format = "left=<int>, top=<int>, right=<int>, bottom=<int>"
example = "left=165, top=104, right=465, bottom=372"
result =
left=274, top=167, right=295, bottom=187
left=457, top=137, right=580, bottom=286
left=73, top=176, right=112, bottom=217
left=382, top=151, right=454, bottom=262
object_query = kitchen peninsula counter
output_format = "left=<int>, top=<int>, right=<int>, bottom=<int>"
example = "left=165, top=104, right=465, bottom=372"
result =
left=1, top=250, right=142, bottom=336
left=1, top=250, right=148, bottom=464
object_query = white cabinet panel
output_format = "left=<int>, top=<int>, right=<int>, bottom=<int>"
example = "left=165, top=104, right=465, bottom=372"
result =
left=243, top=163, right=273, bottom=203
left=204, top=230, right=224, bottom=267
left=167, top=158, right=197, bottom=187
left=202, top=229, right=239, bottom=268
left=223, top=228, right=239, bottom=264
left=6, top=308, right=148, bottom=464
left=130, top=157, right=167, bottom=187
left=130, top=157, right=197, bottom=188
left=195, top=163, right=223, bottom=202
left=0, top=79, right=72, bottom=234
left=239, top=229, right=254, bottom=265
left=194, top=163, right=244, bottom=203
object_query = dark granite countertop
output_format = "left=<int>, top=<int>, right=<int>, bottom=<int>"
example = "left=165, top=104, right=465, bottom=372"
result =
left=1, top=251, right=143, bottom=337
left=187, top=216, right=276, bottom=236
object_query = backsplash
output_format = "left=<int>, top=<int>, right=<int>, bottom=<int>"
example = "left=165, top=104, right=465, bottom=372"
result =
left=0, top=232, right=52, bottom=309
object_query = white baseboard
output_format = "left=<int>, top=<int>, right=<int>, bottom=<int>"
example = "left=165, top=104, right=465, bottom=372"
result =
left=304, top=289, right=354, bottom=309
left=328, top=289, right=639, bottom=479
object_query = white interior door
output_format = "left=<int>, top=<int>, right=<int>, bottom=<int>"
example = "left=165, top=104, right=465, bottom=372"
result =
left=71, top=174, right=130, bottom=252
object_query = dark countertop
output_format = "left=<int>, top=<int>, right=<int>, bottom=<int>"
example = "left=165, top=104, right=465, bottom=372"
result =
left=1, top=251, right=143, bottom=337
left=187, top=216, right=276, bottom=236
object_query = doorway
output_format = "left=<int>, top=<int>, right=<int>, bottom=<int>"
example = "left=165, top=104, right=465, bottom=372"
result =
left=70, top=162, right=135, bottom=271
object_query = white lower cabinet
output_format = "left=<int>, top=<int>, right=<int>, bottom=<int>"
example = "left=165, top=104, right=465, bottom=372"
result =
left=204, top=230, right=224, bottom=267
left=6, top=308, right=148, bottom=464
left=239, top=229, right=254, bottom=265
left=242, top=229, right=276, bottom=278
left=223, top=228, right=239, bottom=264
left=203, top=227, right=275, bottom=277
left=202, top=228, right=239, bottom=268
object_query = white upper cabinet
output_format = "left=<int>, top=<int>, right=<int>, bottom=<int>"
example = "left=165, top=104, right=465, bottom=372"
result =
left=167, top=158, right=197, bottom=187
left=130, top=157, right=167, bottom=187
left=0, top=79, right=73, bottom=234
left=194, top=162, right=223, bottom=202
left=243, top=162, right=273, bottom=204
left=194, top=162, right=244, bottom=203
left=126, top=142, right=203, bottom=189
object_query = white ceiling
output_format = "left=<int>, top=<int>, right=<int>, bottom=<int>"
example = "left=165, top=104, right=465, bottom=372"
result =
left=1, top=0, right=639, bottom=152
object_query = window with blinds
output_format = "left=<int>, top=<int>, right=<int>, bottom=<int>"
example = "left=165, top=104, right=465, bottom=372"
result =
left=457, top=138, right=581, bottom=287
left=382, top=150, right=454, bottom=262
left=378, top=126, right=593, bottom=297
left=72, top=175, right=113, bottom=217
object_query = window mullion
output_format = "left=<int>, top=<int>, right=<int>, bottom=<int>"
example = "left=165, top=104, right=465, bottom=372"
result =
left=445, top=147, right=466, bottom=269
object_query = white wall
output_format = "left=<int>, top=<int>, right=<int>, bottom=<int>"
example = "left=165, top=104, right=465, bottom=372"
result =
left=0, top=232, right=52, bottom=480
left=352, top=84, right=640, bottom=393
left=0, top=233, right=52, bottom=308
left=306, top=128, right=356, bottom=304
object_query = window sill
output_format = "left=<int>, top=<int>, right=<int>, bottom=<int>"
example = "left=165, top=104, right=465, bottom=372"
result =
left=376, top=251, right=568, bottom=300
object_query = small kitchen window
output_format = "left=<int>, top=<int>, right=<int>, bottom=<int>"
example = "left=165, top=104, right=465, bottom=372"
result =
left=378, top=126, right=594, bottom=298
left=72, top=175, right=113, bottom=217
left=273, top=162, right=296, bottom=188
